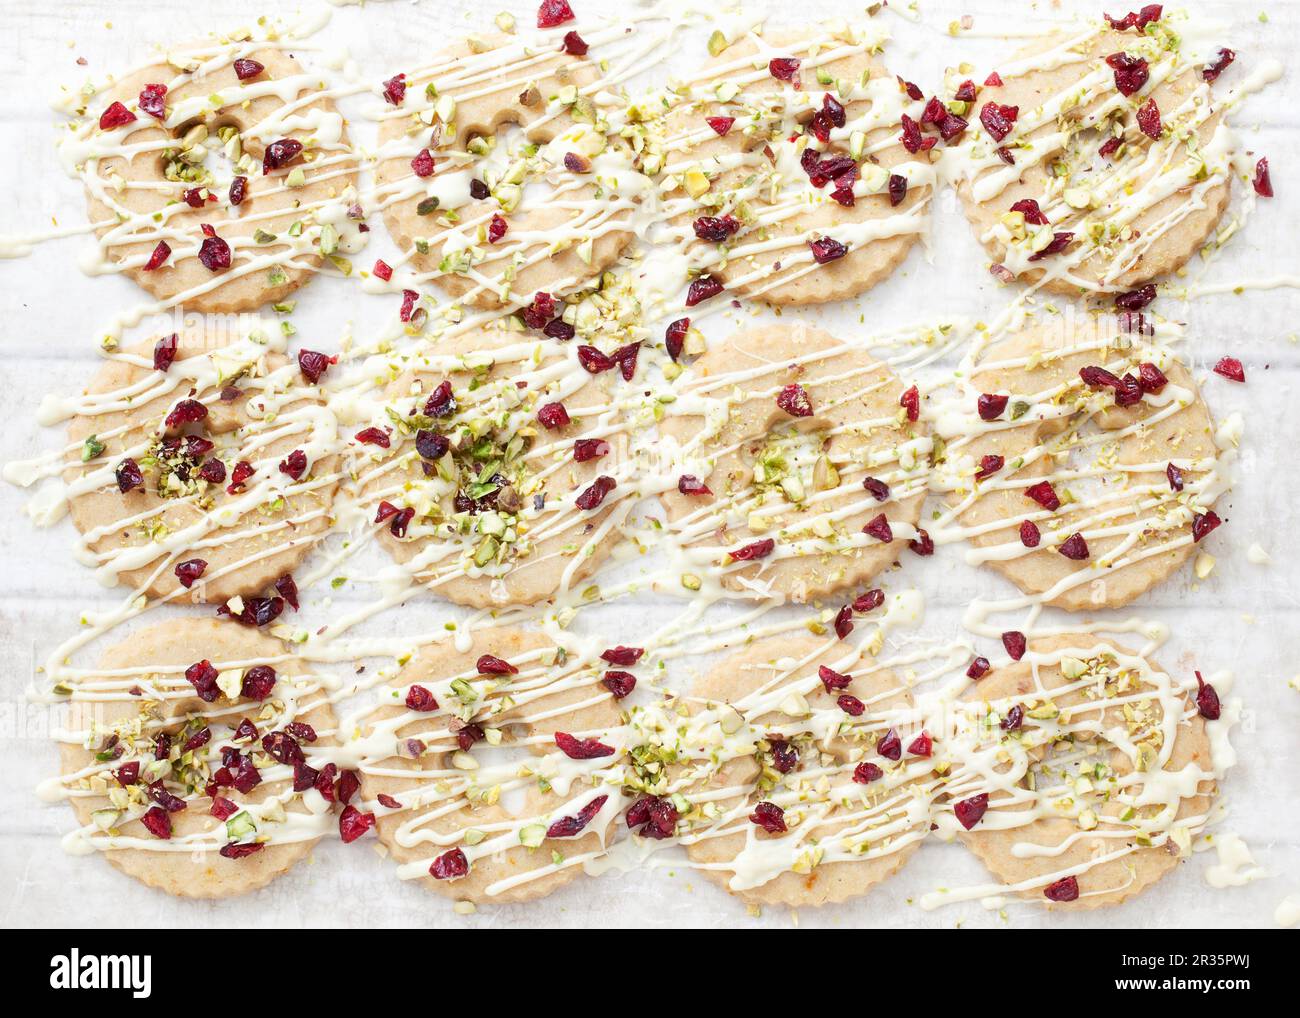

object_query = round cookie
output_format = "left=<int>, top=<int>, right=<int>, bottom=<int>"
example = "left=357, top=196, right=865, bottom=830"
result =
left=660, top=28, right=929, bottom=305
left=82, top=46, right=357, bottom=312
left=950, top=16, right=1231, bottom=295
left=65, top=332, right=339, bottom=603
left=951, top=635, right=1216, bottom=909
left=951, top=320, right=1220, bottom=611
left=57, top=617, right=336, bottom=897
left=681, top=635, right=930, bottom=907
left=660, top=323, right=927, bottom=602
left=357, top=627, right=623, bottom=904
left=374, top=35, right=641, bottom=308
left=359, top=329, right=629, bottom=607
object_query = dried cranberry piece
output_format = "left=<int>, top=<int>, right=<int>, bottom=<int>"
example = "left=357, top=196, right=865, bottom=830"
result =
left=1099, top=136, right=1122, bottom=160
left=809, top=236, right=848, bottom=264
left=115, top=458, right=144, bottom=493
left=138, top=82, right=167, bottom=119
left=261, top=731, right=304, bottom=764
left=547, top=794, right=608, bottom=838
left=1104, top=5, right=1163, bottom=30
left=985, top=72, right=1004, bottom=86
left=184, top=727, right=211, bottom=753
left=1192, top=510, right=1222, bottom=542
left=967, top=657, right=990, bottom=680
left=907, top=731, right=932, bottom=757
left=339, top=804, right=376, bottom=844
left=1202, top=48, right=1235, bottom=83
left=1058, top=533, right=1090, bottom=560
left=888, top=173, right=908, bottom=207
left=415, top=430, right=449, bottom=461
left=854, top=589, right=884, bottom=613
left=1020, top=520, right=1041, bottom=547
left=355, top=427, right=391, bottom=448
left=143, top=240, right=171, bottom=270
left=1166, top=462, right=1184, bottom=491
left=220, top=841, right=264, bottom=859
left=405, top=684, right=438, bottom=712
left=554, top=731, right=615, bottom=759
left=537, top=402, right=571, bottom=429
left=1010, top=198, right=1049, bottom=226
left=1115, top=284, right=1156, bottom=311
left=183, top=187, right=213, bottom=209
left=233, top=58, right=265, bottom=80
left=625, top=795, right=679, bottom=838
left=921, top=97, right=946, bottom=125
left=562, top=30, right=589, bottom=55
left=382, top=73, right=407, bottom=106
left=198, top=231, right=231, bottom=271
left=210, top=796, right=237, bottom=820
left=665, top=318, right=690, bottom=361
left=487, top=214, right=509, bottom=244
left=388, top=507, right=415, bottom=537
left=544, top=319, right=576, bottom=341
left=1195, top=671, right=1221, bottom=720
left=399, top=289, right=420, bottom=322
left=749, top=801, right=788, bottom=833
left=979, top=102, right=1019, bottom=141
left=600, top=646, right=644, bottom=668
left=685, top=275, right=724, bottom=307
left=313, top=763, right=338, bottom=801
left=477, top=654, right=518, bottom=675
left=910, top=528, right=935, bottom=556
left=165, top=398, right=208, bottom=430
left=185, top=660, right=220, bottom=702
left=899, top=114, right=936, bottom=154
left=227, top=460, right=254, bottom=494
left=833, top=605, right=853, bottom=640
left=850, top=761, right=885, bottom=788
left=977, top=393, right=1008, bottom=421
left=602, top=671, right=636, bottom=698
left=577, top=345, right=615, bottom=374
left=148, top=780, right=188, bottom=812
left=818, top=665, right=852, bottom=692
left=227, top=175, right=248, bottom=206
left=769, top=57, right=801, bottom=82
left=233, top=718, right=258, bottom=742
left=1254, top=157, right=1273, bottom=197
left=1025, top=481, right=1061, bottom=511
left=1002, top=631, right=1027, bottom=661
left=115, top=761, right=140, bottom=786
left=938, top=113, right=968, bottom=141
left=692, top=215, right=740, bottom=242
left=522, top=291, right=556, bottom=329
left=174, top=558, right=207, bottom=589
left=430, top=847, right=469, bottom=879
left=240, top=665, right=277, bottom=700
left=575, top=475, right=615, bottom=510
left=1043, top=875, right=1079, bottom=902
left=98, top=101, right=136, bottom=130
left=456, top=724, right=484, bottom=751
left=419, top=380, right=454, bottom=419
left=769, top=738, right=798, bottom=774
left=1028, top=231, right=1074, bottom=261
left=776, top=383, right=814, bottom=417
left=954, top=793, right=989, bottom=830
left=1213, top=356, right=1245, bottom=382
left=1001, top=704, right=1024, bottom=731
left=877, top=728, right=901, bottom=760
left=335, top=770, right=361, bottom=806
left=1136, top=98, right=1162, bottom=139
left=976, top=454, right=1004, bottom=479
left=677, top=474, right=712, bottom=496
left=140, top=806, right=172, bottom=839
left=372, top=259, right=393, bottom=282
left=1105, top=52, right=1149, bottom=96
left=1138, top=362, right=1167, bottom=393
left=262, top=138, right=304, bottom=175
left=837, top=694, right=865, bottom=716
left=537, top=0, right=576, bottom=27
left=279, top=449, right=308, bottom=480
left=613, top=341, right=641, bottom=381
left=706, top=116, right=735, bottom=136
left=863, top=513, right=893, bottom=543
left=900, top=385, right=920, bottom=422
left=862, top=477, right=891, bottom=502
left=729, top=538, right=775, bottom=561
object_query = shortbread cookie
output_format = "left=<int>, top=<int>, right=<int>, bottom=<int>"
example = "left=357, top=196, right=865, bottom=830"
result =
left=375, top=35, right=641, bottom=308
left=82, top=46, right=356, bottom=312
left=950, top=635, right=1217, bottom=909
left=677, top=636, right=930, bottom=907
left=58, top=618, right=336, bottom=897
left=950, top=14, right=1230, bottom=295
left=357, top=628, right=623, bottom=903
left=660, top=27, right=929, bottom=305
left=65, top=331, right=339, bottom=603
left=659, top=324, right=928, bottom=602
left=947, top=320, right=1221, bottom=610
left=360, top=329, right=629, bottom=607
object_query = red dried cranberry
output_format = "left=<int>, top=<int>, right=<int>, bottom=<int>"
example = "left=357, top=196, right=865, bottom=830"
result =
left=355, top=427, right=391, bottom=447
left=115, top=458, right=144, bottom=493
left=423, top=379, right=455, bottom=417
left=227, top=460, right=254, bottom=494
left=1136, top=98, right=1162, bottom=139
left=405, top=684, right=438, bottom=712
left=1058, top=532, right=1090, bottom=560
left=769, top=738, right=798, bottom=774
left=415, top=430, right=449, bottom=460
left=285, top=721, right=316, bottom=743
left=1254, top=157, right=1273, bottom=197
left=456, top=724, right=484, bottom=751
left=240, top=665, right=277, bottom=700
left=1116, top=284, right=1156, bottom=311
left=544, top=319, right=576, bottom=341
left=1020, top=520, right=1042, bottom=547
left=1105, top=5, right=1163, bottom=30
left=575, top=475, right=615, bottom=510
left=729, top=538, right=775, bottom=561
left=809, top=236, right=848, bottom=264
left=706, top=116, right=735, bottom=136
left=382, top=73, right=407, bottom=106
left=562, top=30, right=589, bottom=55
left=147, top=780, right=187, bottom=812
left=174, top=558, right=207, bottom=589
left=1002, top=631, right=1027, bottom=661
left=185, top=660, right=220, bottom=702
left=677, top=474, right=712, bottom=496
left=1028, top=231, right=1075, bottom=261
left=860, top=477, right=890, bottom=502
left=1001, top=704, right=1024, bottom=731
left=1195, top=670, right=1221, bottom=720
left=910, top=528, right=935, bottom=556
left=899, top=114, right=936, bottom=154
left=335, top=769, right=360, bottom=805
left=985, top=72, right=1004, bottom=86
left=577, top=345, right=615, bottom=373
left=1106, top=52, right=1149, bottom=96
left=750, top=801, right=787, bottom=833
left=602, top=671, right=636, bottom=698
left=819, top=665, right=852, bottom=692
left=1166, top=462, right=1185, bottom=491
left=554, top=731, right=614, bottom=759
left=537, top=0, right=575, bottom=28
left=907, top=731, right=932, bottom=757
left=115, top=761, right=140, bottom=786
left=979, top=102, right=1019, bottom=141
left=233, top=58, right=265, bottom=80
left=198, top=231, right=231, bottom=271
left=183, top=187, right=213, bottom=209
left=138, top=82, right=167, bottom=119
left=537, top=402, right=571, bottom=429
left=228, top=175, right=248, bottom=206
left=938, top=113, right=968, bottom=141
left=863, top=513, right=893, bottom=543
left=279, top=449, right=308, bottom=480
left=98, top=101, right=136, bottom=130
left=388, top=507, right=415, bottom=537
left=165, top=398, right=208, bottom=430
left=900, top=385, right=920, bottom=422
left=261, top=730, right=304, bottom=764
left=613, top=341, right=640, bottom=381
left=838, top=694, right=865, bottom=716
left=665, top=318, right=690, bottom=361
left=769, top=57, right=801, bottom=82
left=143, top=240, right=171, bottom=271
left=685, top=275, right=724, bottom=306
left=1192, top=510, right=1222, bottom=543
left=600, top=646, right=644, bottom=667
left=1025, top=481, right=1061, bottom=511
left=1138, top=362, right=1167, bottom=393
left=477, top=654, right=518, bottom=675
left=573, top=438, right=609, bottom=462
left=877, top=728, right=901, bottom=760
left=967, top=657, right=990, bottom=680
left=140, top=806, right=172, bottom=839
left=954, top=80, right=977, bottom=102
left=411, top=148, right=435, bottom=177
left=1099, top=136, right=1122, bottom=160
left=853, top=762, right=883, bottom=784
left=430, top=847, right=469, bottom=879
left=1203, top=48, right=1235, bottom=83
left=339, top=804, right=376, bottom=843
left=976, top=454, right=1004, bottom=479
left=977, top=393, right=1009, bottom=421
left=199, top=458, right=226, bottom=484
left=692, top=215, right=740, bottom=242
left=888, top=173, right=908, bottom=207
left=834, top=605, right=853, bottom=640
left=1010, top=198, right=1050, bottom=226
left=1043, top=875, right=1079, bottom=902
left=954, top=793, right=989, bottom=830
left=547, top=794, right=608, bottom=838
left=262, top=138, right=303, bottom=175
left=372, top=259, right=393, bottom=282
left=1213, top=356, right=1245, bottom=382
left=854, top=589, right=885, bottom=613
left=487, top=214, right=509, bottom=244
left=776, top=383, right=814, bottom=417
left=522, top=291, right=556, bottom=329
left=220, top=841, right=264, bottom=859
left=399, top=289, right=419, bottom=322
left=210, top=796, right=237, bottom=820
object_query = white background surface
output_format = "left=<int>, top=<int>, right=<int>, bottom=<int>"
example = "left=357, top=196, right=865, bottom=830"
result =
left=0, top=0, right=1296, bottom=929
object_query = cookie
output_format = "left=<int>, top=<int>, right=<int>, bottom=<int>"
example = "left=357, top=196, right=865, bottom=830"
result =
left=947, top=319, right=1221, bottom=610
left=660, top=27, right=929, bottom=305
left=360, top=328, right=630, bottom=607
left=949, top=15, right=1231, bottom=295
left=80, top=46, right=357, bottom=313
left=65, top=330, right=339, bottom=603
left=949, top=635, right=1217, bottom=909
left=57, top=617, right=336, bottom=897
left=675, top=635, right=929, bottom=907
left=374, top=35, right=642, bottom=309
left=659, top=323, right=928, bottom=602
left=357, top=627, right=623, bottom=903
